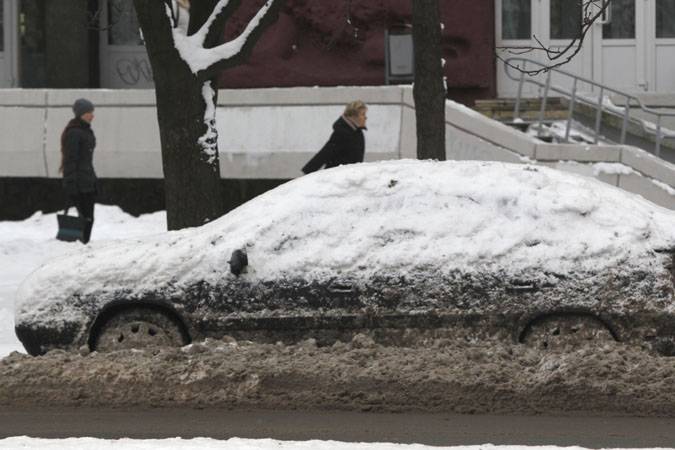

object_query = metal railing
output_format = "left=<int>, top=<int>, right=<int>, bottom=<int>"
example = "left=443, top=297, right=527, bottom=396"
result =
left=504, top=57, right=675, bottom=157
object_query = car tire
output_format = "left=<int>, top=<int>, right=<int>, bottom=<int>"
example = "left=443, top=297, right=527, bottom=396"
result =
left=520, top=313, right=616, bottom=349
left=91, top=306, right=187, bottom=352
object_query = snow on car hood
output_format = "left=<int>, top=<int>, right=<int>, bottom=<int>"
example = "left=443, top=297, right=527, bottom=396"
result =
left=15, top=160, right=675, bottom=320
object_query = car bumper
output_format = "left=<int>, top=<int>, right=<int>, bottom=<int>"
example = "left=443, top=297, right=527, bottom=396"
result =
left=15, top=322, right=82, bottom=356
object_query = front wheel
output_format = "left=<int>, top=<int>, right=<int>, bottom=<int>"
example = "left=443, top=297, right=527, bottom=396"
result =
left=91, top=307, right=188, bottom=352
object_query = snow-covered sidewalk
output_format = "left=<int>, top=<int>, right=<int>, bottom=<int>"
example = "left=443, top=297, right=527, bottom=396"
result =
left=0, top=205, right=167, bottom=357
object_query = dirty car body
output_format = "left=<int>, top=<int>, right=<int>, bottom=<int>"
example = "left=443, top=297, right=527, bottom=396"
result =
left=15, top=161, right=675, bottom=355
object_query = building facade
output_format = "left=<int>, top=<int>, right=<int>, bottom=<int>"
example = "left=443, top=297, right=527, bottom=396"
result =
left=497, top=0, right=675, bottom=96
left=3, top=1, right=675, bottom=101
left=0, top=0, right=496, bottom=105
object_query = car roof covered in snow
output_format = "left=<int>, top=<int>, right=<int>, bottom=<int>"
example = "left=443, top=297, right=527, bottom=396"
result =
left=15, top=159, right=675, bottom=317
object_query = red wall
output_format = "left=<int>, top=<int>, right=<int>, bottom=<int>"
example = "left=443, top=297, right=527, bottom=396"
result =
left=218, top=0, right=496, bottom=106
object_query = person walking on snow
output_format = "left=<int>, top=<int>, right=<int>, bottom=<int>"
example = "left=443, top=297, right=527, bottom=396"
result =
left=60, top=98, right=98, bottom=244
left=302, top=100, right=368, bottom=174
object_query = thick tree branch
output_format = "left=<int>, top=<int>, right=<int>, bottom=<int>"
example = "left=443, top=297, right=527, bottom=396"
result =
left=188, top=0, right=240, bottom=48
left=195, top=0, right=284, bottom=80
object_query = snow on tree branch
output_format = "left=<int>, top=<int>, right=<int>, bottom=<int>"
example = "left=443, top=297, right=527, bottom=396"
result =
left=164, top=1, right=176, bottom=28
left=168, top=0, right=275, bottom=76
left=192, top=0, right=232, bottom=44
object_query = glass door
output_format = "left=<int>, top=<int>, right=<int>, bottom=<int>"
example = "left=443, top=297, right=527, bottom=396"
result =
left=647, top=0, right=675, bottom=92
left=546, top=0, right=595, bottom=92
left=496, top=0, right=597, bottom=96
left=594, top=0, right=642, bottom=92
left=0, top=1, right=5, bottom=84
left=496, top=0, right=540, bottom=96
left=99, top=0, right=153, bottom=88
left=0, top=0, right=18, bottom=87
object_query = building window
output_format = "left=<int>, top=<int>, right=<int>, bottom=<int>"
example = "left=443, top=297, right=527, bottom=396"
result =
left=657, top=0, right=675, bottom=38
left=0, top=2, right=4, bottom=51
left=550, top=0, right=582, bottom=39
left=108, top=0, right=143, bottom=45
left=502, top=0, right=531, bottom=40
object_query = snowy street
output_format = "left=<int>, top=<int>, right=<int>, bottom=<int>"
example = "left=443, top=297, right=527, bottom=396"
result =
left=2, top=407, right=675, bottom=448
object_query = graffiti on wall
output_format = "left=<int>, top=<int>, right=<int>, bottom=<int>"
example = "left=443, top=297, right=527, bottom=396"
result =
left=115, top=56, right=153, bottom=86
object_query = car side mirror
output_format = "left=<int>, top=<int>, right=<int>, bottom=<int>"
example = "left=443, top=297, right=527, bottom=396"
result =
left=229, top=249, right=248, bottom=276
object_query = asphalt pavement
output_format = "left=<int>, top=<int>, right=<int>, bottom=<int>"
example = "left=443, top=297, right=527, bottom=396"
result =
left=1, top=408, right=675, bottom=447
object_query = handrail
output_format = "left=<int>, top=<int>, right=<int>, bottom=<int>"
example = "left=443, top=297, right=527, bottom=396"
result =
left=504, top=57, right=675, bottom=157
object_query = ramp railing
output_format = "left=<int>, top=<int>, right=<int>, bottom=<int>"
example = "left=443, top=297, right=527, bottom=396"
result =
left=504, top=57, right=675, bottom=157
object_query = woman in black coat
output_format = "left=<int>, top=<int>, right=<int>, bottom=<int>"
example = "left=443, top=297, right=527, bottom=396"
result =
left=302, top=100, right=368, bottom=174
left=60, top=98, right=98, bottom=244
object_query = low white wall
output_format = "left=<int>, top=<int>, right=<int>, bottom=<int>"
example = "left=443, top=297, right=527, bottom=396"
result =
left=2, top=86, right=675, bottom=209
left=0, top=87, right=406, bottom=180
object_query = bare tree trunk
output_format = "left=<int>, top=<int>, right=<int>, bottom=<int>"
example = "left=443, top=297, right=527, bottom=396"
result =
left=412, top=0, right=446, bottom=161
left=156, top=77, right=224, bottom=230
left=134, top=0, right=224, bottom=230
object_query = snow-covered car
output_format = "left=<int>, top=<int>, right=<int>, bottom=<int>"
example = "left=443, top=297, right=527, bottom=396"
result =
left=14, top=160, right=675, bottom=356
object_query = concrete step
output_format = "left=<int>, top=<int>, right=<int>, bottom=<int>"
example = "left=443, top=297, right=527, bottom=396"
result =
left=474, top=98, right=568, bottom=121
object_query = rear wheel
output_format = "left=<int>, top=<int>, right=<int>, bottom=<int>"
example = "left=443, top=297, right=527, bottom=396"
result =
left=92, top=307, right=187, bottom=352
left=520, top=314, right=615, bottom=350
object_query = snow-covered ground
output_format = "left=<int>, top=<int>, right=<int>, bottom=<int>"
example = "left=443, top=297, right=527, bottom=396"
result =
left=0, top=438, right=670, bottom=450
left=0, top=205, right=167, bottom=357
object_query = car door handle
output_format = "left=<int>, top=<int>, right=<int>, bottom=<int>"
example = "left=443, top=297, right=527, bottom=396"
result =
left=506, top=282, right=537, bottom=293
left=328, top=282, right=354, bottom=294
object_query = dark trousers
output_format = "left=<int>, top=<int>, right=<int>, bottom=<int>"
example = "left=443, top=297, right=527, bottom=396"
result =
left=69, top=192, right=95, bottom=244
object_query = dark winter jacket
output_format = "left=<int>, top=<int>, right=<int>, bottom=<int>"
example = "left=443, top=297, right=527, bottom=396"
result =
left=62, top=118, right=97, bottom=196
left=302, top=116, right=366, bottom=174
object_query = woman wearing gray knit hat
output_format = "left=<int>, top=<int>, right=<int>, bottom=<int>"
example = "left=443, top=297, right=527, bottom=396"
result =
left=58, top=98, right=98, bottom=243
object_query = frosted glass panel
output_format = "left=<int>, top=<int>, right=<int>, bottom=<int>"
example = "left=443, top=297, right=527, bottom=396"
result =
left=603, top=0, right=635, bottom=39
left=551, top=0, right=581, bottom=39
left=657, top=0, right=675, bottom=38
left=108, top=0, right=142, bottom=45
left=502, top=0, right=531, bottom=39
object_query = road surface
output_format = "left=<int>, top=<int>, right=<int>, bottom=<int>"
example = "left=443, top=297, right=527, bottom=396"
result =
left=1, top=408, right=675, bottom=448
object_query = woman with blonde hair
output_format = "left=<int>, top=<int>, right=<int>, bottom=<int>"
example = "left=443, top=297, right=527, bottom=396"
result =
left=302, top=100, right=368, bottom=174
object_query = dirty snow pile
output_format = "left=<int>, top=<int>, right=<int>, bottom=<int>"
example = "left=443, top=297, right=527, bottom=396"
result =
left=0, top=439, right=662, bottom=450
left=15, top=160, right=675, bottom=326
left=0, top=206, right=166, bottom=357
